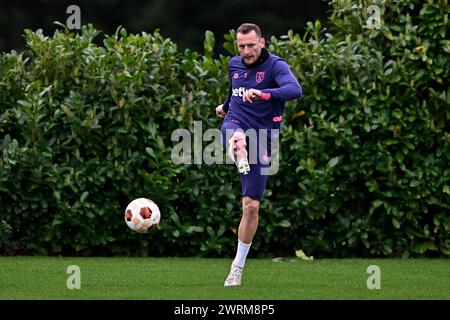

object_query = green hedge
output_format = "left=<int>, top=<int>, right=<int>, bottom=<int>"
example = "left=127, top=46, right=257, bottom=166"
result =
left=267, top=0, right=450, bottom=257
left=0, top=0, right=448, bottom=257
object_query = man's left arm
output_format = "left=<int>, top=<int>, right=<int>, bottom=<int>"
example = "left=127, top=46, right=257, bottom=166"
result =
left=261, top=60, right=302, bottom=101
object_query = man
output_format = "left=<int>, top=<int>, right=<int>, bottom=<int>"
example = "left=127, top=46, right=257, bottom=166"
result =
left=216, top=23, right=302, bottom=286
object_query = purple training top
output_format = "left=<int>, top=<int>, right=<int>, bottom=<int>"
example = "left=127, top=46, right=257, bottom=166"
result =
left=222, top=49, right=302, bottom=130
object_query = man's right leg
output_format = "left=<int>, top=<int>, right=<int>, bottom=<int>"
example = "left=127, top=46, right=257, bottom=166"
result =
left=222, top=122, right=269, bottom=286
left=221, top=120, right=250, bottom=175
left=228, top=131, right=250, bottom=175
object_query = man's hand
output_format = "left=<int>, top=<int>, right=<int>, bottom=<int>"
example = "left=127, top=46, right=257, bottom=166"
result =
left=243, top=89, right=262, bottom=103
left=216, top=104, right=227, bottom=118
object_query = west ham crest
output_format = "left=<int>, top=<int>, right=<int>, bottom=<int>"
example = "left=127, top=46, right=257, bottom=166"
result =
left=256, top=71, right=265, bottom=83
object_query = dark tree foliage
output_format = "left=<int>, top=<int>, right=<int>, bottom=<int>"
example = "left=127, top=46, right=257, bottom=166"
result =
left=0, top=0, right=328, bottom=53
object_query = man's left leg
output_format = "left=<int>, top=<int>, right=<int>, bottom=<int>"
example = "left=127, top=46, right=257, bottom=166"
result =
left=224, top=166, right=268, bottom=286
left=224, top=196, right=260, bottom=286
left=224, top=128, right=272, bottom=286
left=238, top=196, right=260, bottom=244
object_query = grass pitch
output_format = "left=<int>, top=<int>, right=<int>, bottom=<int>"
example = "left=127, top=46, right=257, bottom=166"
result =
left=0, top=257, right=449, bottom=299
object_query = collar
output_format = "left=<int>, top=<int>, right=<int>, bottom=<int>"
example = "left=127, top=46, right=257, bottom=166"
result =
left=242, top=47, right=269, bottom=69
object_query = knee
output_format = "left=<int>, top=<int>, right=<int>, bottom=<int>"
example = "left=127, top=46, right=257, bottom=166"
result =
left=229, top=131, right=246, bottom=145
left=243, top=202, right=259, bottom=220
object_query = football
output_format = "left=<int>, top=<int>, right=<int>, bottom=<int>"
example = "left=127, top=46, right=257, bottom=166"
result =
left=124, top=198, right=161, bottom=233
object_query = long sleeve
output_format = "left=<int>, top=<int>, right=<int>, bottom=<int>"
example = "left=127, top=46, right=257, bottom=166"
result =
left=222, top=80, right=232, bottom=113
left=262, top=60, right=302, bottom=101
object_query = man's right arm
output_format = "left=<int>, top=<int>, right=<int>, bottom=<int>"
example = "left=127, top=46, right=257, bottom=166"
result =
left=222, top=72, right=232, bottom=113
left=216, top=63, right=232, bottom=118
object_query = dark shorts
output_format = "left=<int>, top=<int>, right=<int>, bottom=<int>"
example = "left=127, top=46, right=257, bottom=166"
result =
left=221, top=119, right=273, bottom=201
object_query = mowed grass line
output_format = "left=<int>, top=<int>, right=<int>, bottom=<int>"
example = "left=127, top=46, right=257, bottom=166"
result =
left=0, top=257, right=449, bottom=299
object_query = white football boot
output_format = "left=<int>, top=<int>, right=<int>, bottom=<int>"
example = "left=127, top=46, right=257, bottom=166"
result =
left=228, top=132, right=250, bottom=175
left=224, top=264, right=243, bottom=287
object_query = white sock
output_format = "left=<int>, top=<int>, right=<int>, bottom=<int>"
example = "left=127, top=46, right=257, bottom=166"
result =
left=232, top=239, right=252, bottom=269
